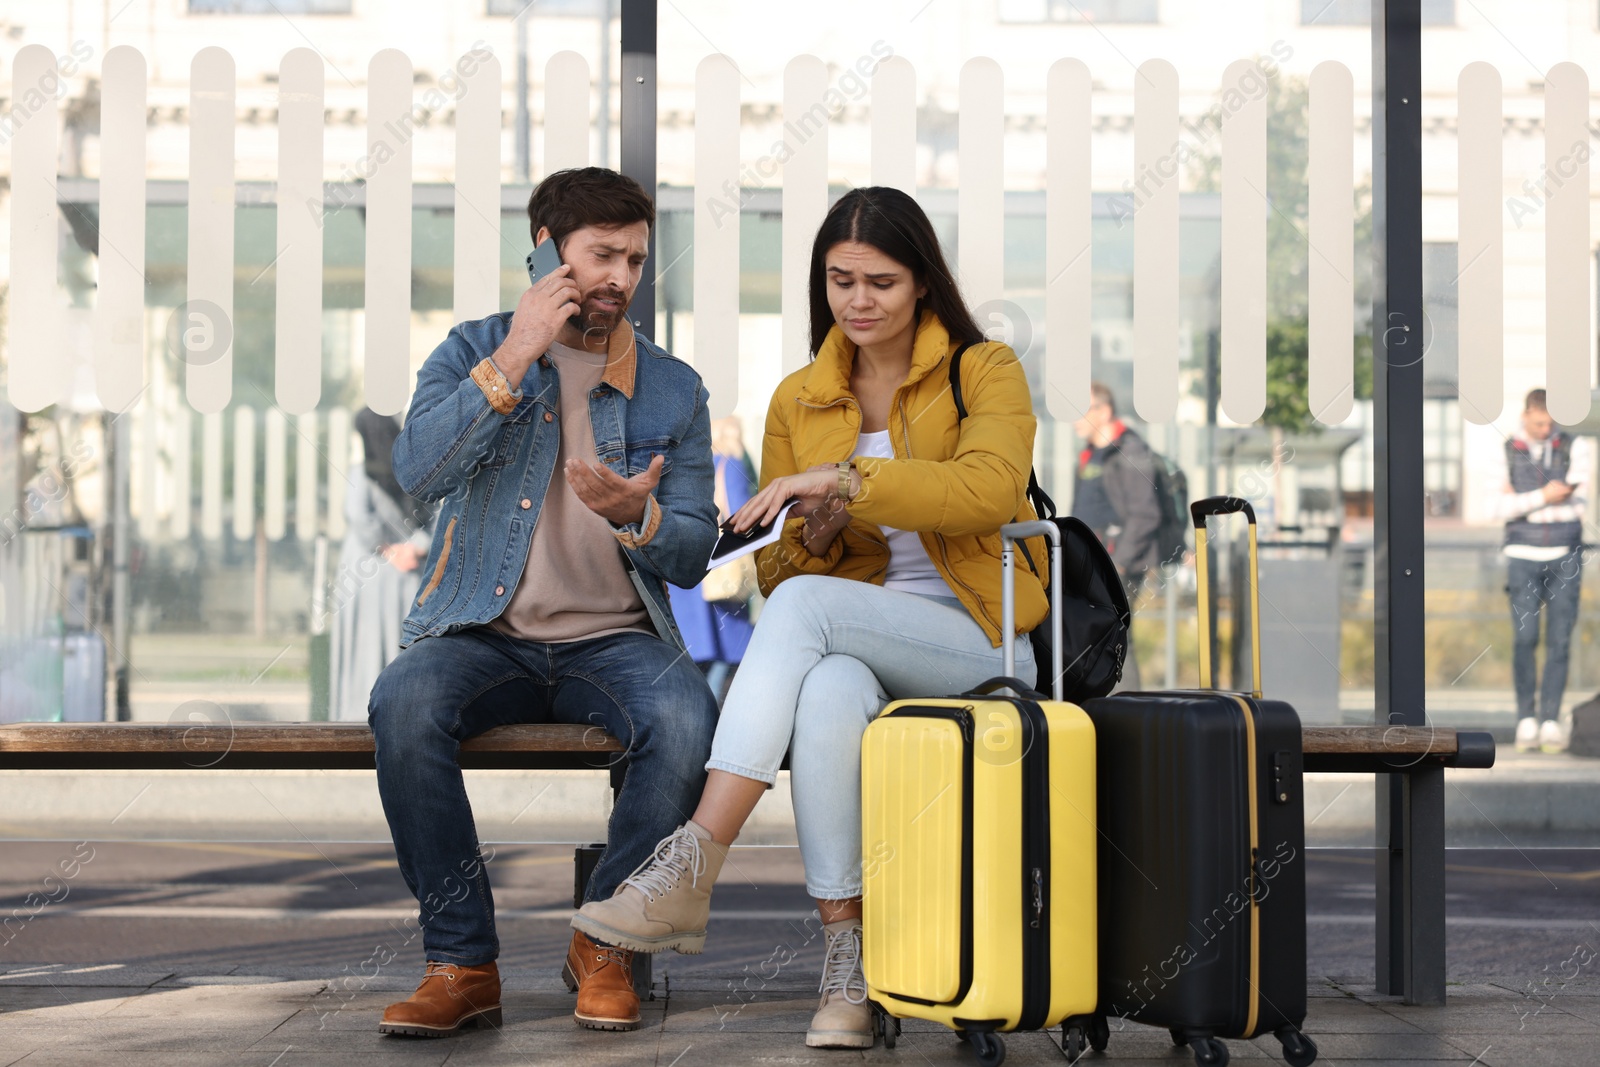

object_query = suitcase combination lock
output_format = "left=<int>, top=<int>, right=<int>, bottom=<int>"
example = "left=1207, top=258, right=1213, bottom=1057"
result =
left=1271, top=749, right=1293, bottom=804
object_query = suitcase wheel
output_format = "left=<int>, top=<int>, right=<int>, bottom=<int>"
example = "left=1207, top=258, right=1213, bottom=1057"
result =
left=1276, top=1026, right=1318, bottom=1067
left=871, top=1003, right=900, bottom=1050
left=1170, top=1027, right=1189, bottom=1047
left=964, top=1029, right=1006, bottom=1067
left=1059, top=1013, right=1106, bottom=1059
left=1189, top=1035, right=1229, bottom=1066
left=1060, top=1024, right=1085, bottom=1060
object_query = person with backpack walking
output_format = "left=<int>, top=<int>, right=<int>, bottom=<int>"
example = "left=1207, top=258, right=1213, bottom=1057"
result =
left=1494, top=388, right=1593, bottom=753
left=1071, top=382, right=1174, bottom=689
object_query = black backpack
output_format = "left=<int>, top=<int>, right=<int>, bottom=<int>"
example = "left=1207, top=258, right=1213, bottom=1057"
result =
left=949, top=345, right=1130, bottom=701
left=1107, top=432, right=1189, bottom=568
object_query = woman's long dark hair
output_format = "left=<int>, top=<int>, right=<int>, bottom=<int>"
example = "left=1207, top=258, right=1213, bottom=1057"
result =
left=807, top=186, right=985, bottom=357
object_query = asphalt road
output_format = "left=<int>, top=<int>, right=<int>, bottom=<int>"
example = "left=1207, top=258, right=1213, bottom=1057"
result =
left=1, top=843, right=1595, bottom=988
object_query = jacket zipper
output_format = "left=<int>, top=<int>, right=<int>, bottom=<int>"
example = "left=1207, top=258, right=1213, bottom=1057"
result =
left=1013, top=696, right=1052, bottom=1031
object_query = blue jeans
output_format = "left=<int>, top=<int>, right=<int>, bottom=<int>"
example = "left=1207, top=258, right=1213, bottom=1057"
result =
left=1508, top=550, right=1583, bottom=723
left=706, top=575, right=1035, bottom=900
left=368, top=627, right=718, bottom=966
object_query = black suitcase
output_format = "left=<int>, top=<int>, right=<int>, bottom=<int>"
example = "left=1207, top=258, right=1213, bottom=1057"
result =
left=1081, top=497, right=1318, bottom=1067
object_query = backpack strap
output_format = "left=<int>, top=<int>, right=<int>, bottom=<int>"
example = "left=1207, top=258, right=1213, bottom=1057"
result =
left=948, top=343, right=1056, bottom=580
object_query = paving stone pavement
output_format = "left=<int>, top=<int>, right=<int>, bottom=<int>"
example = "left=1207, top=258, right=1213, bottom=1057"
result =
left=2, top=971, right=1596, bottom=1066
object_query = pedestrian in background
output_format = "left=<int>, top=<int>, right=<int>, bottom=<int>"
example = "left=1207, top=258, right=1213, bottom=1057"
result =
left=1494, top=388, right=1593, bottom=753
left=328, top=409, right=433, bottom=722
left=669, top=416, right=757, bottom=703
left=1071, top=382, right=1163, bottom=689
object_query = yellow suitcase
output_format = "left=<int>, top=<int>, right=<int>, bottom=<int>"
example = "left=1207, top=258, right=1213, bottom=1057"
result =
left=863, top=521, right=1097, bottom=1066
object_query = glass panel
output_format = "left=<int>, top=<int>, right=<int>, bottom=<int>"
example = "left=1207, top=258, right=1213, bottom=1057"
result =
left=1301, top=0, right=1455, bottom=25
left=187, top=0, right=352, bottom=12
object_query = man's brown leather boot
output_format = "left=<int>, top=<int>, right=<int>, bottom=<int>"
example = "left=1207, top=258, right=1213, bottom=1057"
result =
left=379, top=960, right=502, bottom=1037
left=562, top=930, right=641, bottom=1031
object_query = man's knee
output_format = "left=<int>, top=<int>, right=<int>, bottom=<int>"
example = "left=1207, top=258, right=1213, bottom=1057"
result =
left=368, top=659, right=452, bottom=758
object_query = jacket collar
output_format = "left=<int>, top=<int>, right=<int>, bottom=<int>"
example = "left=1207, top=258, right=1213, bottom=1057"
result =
left=797, top=310, right=953, bottom=405
left=600, top=318, right=637, bottom=399
left=533, top=318, right=638, bottom=399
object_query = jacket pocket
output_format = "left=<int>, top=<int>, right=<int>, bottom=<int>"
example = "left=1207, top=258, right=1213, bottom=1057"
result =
left=417, top=516, right=456, bottom=607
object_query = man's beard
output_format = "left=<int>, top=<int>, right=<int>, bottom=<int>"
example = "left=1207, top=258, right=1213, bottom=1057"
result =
left=569, top=290, right=629, bottom=337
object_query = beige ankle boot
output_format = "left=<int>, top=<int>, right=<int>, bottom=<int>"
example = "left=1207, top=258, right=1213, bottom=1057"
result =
left=570, top=821, right=729, bottom=954
left=806, top=919, right=875, bottom=1049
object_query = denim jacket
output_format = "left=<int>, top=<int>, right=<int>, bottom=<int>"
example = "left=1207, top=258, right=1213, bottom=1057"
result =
left=393, top=312, right=717, bottom=650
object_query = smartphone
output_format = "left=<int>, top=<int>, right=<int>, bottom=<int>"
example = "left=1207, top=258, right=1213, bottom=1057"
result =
left=526, top=237, right=563, bottom=287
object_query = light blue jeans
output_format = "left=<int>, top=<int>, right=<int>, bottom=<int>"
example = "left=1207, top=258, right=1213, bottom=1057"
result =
left=706, top=573, right=1036, bottom=899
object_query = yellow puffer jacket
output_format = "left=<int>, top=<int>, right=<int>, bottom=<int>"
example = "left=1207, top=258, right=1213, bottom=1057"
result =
left=755, top=311, right=1049, bottom=647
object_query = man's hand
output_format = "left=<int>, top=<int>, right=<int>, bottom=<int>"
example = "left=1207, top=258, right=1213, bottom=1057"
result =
left=491, top=264, right=582, bottom=387
left=1543, top=480, right=1576, bottom=504
left=567, top=454, right=664, bottom=527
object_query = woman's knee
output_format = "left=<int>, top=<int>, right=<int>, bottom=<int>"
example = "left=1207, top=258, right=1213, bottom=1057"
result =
left=793, top=656, right=883, bottom=739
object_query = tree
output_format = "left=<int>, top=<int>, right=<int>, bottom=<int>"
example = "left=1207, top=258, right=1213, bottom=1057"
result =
left=1189, top=72, right=1373, bottom=433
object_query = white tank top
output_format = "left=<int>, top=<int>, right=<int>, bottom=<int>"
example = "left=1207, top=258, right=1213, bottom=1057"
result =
left=854, top=430, right=956, bottom=599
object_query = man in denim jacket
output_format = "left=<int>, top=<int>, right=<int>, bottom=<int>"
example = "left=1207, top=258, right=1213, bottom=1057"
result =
left=370, top=168, right=719, bottom=1037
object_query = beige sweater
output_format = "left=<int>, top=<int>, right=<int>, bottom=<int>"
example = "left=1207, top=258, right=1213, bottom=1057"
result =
left=491, top=342, right=651, bottom=644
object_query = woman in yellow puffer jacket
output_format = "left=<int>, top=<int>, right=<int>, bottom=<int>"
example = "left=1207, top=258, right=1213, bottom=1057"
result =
left=573, top=186, right=1049, bottom=1050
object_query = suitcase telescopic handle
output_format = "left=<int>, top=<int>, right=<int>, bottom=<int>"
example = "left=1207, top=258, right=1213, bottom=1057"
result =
left=1000, top=521, right=1062, bottom=702
left=1189, top=496, right=1262, bottom=698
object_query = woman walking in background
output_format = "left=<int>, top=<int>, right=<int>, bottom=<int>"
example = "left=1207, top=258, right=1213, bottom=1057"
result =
left=669, top=416, right=758, bottom=704
left=329, top=409, right=434, bottom=721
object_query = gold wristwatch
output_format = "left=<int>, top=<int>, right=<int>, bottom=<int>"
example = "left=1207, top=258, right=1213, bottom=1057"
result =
left=836, top=461, right=854, bottom=501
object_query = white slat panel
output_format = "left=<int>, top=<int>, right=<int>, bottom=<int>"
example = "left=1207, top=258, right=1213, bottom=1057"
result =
left=695, top=55, right=741, bottom=418
left=1133, top=59, right=1179, bottom=424
left=201, top=411, right=224, bottom=540
left=1045, top=58, right=1091, bottom=423
left=295, top=412, right=319, bottom=542
left=1457, top=62, right=1503, bottom=425
left=1309, top=61, right=1354, bottom=426
left=958, top=58, right=1004, bottom=313
left=1545, top=62, right=1590, bottom=425
left=544, top=51, right=591, bottom=174
left=453, top=51, right=503, bottom=323
left=871, top=56, right=916, bottom=195
left=96, top=46, right=148, bottom=414
left=7, top=45, right=64, bottom=412
left=275, top=48, right=324, bottom=414
left=187, top=48, right=236, bottom=413
left=265, top=408, right=287, bottom=541
left=782, top=55, right=829, bottom=375
left=364, top=50, right=414, bottom=417
left=171, top=408, right=193, bottom=540
left=1221, top=58, right=1267, bottom=426
left=326, top=407, right=351, bottom=541
left=232, top=407, right=256, bottom=540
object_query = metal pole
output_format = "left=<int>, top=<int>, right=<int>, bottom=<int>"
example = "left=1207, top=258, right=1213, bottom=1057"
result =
left=619, top=0, right=656, bottom=340
left=514, top=9, right=530, bottom=183
left=111, top=415, right=131, bottom=721
left=1371, top=0, right=1443, bottom=1006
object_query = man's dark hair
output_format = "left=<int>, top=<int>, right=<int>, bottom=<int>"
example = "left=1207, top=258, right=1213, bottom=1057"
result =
left=806, top=186, right=985, bottom=356
left=526, top=167, right=655, bottom=251
left=1089, top=381, right=1116, bottom=416
left=1526, top=388, right=1548, bottom=413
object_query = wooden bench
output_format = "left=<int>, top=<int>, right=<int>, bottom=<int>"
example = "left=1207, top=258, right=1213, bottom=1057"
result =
left=0, top=720, right=1495, bottom=999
